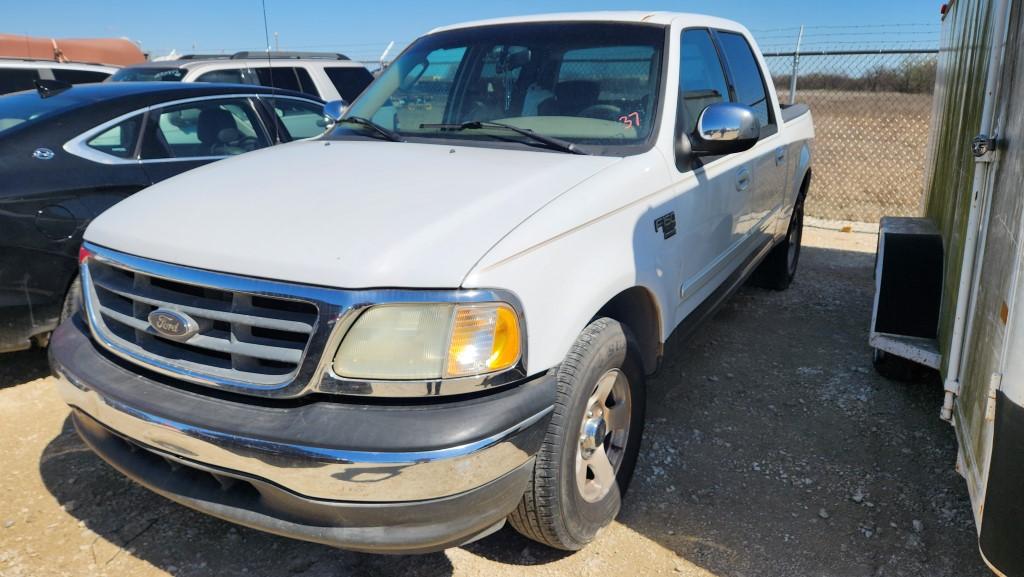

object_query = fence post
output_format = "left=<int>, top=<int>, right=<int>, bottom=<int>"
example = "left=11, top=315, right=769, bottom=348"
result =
left=788, top=25, right=805, bottom=105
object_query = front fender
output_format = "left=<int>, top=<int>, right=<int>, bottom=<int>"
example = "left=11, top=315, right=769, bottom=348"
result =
left=463, top=154, right=675, bottom=375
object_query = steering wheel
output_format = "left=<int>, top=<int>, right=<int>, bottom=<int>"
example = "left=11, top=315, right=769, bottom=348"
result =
left=579, top=104, right=623, bottom=121
left=235, top=136, right=260, bottom=151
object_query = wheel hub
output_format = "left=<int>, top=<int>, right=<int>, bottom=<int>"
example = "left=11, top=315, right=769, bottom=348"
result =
left=579, top=412, right=607, bottom=459
left=574, top=368, right=632, bottom=503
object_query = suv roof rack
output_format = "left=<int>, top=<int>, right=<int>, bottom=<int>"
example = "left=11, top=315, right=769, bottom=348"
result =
left=177, top=54, right=233, bottom=60
left=229, top=51, right=350, bottom=61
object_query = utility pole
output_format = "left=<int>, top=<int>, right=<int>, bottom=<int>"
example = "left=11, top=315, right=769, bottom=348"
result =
left=274, top=32, right=280, bottom=52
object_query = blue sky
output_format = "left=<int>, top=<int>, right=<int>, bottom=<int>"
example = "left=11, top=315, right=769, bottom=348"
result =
left=3, top=1, right=941, bottom=60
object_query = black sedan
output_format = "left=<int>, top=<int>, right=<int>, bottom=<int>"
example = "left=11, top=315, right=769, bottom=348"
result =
left=0, top=81, right=326, bottom=352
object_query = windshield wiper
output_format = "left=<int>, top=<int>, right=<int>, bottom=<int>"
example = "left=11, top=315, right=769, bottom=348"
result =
left=419, top=121, right=588, bottom=155
left=338, top=116, right=404, bottom=142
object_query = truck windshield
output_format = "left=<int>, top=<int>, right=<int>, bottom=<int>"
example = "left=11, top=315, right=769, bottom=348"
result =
left=108, top=68, right=186, bottom=82
left=339, top=22, right=666, bottom=155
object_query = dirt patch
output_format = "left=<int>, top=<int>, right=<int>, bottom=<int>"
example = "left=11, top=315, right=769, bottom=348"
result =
left=0, top=228, right=988, bottom=577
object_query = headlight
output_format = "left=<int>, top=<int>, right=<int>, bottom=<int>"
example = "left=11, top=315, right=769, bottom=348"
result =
left=333, top=302, right=522, bottom=380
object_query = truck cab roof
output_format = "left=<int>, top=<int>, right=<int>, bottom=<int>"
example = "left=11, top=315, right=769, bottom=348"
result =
left=430, top=11, right=747, bottom=34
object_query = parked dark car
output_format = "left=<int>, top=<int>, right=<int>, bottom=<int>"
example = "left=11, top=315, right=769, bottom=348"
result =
left=0, top=81, right=326, bottom=352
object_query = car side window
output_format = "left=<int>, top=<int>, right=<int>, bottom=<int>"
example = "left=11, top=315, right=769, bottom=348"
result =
left=86, top=115, right=143, bottom=159
left=253, top=67, right=319, bottom=96
left=51, top=69, right=110, bottom=84
left=264, top=98, right=327, bottom=140
left=678, top=29, right=731, bottom=135
left=195, top=69, right=253, bottom=84
left=715, top=32, right=773, bottom=129
left=0, top=67, right=40, bottom=95
left=323, top=67, right=374, bottom=102
left=140, top=99, right=268, bottom=159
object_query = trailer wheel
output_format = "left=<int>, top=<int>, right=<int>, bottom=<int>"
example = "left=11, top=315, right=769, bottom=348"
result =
left=872, top=348, right=921, bottom=382
left=508, top=318, right=645, bottom=550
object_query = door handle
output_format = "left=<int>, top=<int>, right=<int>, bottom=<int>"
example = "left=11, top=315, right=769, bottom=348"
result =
left=736, top=167, right=751, bottom=192
left=775, top=146, right=786, bottom=166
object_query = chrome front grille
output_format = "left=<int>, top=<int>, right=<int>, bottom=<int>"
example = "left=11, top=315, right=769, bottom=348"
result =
left=78, top=243, right=529, bottom=399
left=83, top=249, right=322, bottom=390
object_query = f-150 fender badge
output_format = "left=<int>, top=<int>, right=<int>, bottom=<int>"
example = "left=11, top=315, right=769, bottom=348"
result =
left=654, top=212, right=677, bottom=239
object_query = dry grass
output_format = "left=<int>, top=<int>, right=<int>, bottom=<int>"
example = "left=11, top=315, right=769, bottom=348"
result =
left=795, top=90, right=934, bottom=223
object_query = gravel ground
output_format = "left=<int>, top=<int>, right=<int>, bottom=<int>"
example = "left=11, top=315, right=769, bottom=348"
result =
left=0, top=227, right=990, bottom=577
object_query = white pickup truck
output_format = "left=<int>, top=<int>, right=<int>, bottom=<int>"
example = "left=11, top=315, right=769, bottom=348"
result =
left=51, top=12, right=813, bottom=553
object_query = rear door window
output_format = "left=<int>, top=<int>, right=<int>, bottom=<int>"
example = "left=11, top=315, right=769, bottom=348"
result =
left=141, top=98, right=268, bottom=159
left=253, top=67, right=319, bottom=96
left=86, top=115, right=143, bottom=159
left=51, top=68, right=111, bottom=84
left=715, top=32, right=773, bottom=129
left=195, top=68, right=254, bottom=84
left=0, top=67, right=40, bottom=95
left=323, top=67, right=373, bottom=101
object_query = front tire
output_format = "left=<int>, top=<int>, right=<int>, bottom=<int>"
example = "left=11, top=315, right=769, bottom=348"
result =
left=509, top=318, right=645, bottom=550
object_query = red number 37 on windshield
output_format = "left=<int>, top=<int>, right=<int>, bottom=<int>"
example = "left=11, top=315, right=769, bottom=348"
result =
left=619, top=111, right=641, bottom=128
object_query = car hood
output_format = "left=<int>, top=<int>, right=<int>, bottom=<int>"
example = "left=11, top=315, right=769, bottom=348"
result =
left=85, top=140, right=619, bottom=288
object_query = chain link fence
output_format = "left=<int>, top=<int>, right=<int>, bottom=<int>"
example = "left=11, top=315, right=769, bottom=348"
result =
left=762, top=48, right=938, bottom=222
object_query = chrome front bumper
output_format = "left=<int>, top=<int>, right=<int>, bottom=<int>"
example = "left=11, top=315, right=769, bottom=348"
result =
left=51, top=316, right=554, bottom=503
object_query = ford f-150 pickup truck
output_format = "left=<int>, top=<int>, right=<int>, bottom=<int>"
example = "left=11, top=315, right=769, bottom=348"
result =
left=50, top=12, right=813, bottom=554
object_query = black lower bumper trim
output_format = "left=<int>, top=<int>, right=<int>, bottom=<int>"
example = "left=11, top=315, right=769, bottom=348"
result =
left=72, top=409, right=533, bottom=554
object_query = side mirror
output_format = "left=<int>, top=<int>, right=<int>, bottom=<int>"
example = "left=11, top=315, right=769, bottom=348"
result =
left=687, top=102, right=760, bottom=157
left=323, top=99, right=349, bottom=127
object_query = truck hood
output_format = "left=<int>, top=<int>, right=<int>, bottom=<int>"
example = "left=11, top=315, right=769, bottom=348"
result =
left=85, top=140, right=619, bottom=287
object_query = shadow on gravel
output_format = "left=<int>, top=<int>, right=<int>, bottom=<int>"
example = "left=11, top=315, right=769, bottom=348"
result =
left=39, top=417, right=456, bottom=577
left=0, top=347, right=50, bottom=390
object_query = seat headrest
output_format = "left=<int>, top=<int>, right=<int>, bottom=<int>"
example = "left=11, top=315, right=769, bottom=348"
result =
left=197, top=108, right=238, bottom=144
left=554, top=81, right=601, bottom=113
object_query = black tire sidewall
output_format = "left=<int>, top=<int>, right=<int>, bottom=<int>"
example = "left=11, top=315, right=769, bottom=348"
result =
left=786, top=199, right=805, bottom=280
left=555, top=319, right=646, bottom=544
left=60, top=276, right=83, bottom=324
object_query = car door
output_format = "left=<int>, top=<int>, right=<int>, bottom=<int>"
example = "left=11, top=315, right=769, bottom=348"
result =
left=256, top=96, right=328, bottom=142
left=2, top=111, right=152, bottom=326
left=713, top=30, right=787, bottom=236
left=140, top=96, right=271, bottom=184
left=668, top=29, right=759, bottom=321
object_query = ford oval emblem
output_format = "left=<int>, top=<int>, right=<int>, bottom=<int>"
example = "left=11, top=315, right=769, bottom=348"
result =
left=33, top=148, right=55, bottom=160
left=148, top=309, right=199, bottom=341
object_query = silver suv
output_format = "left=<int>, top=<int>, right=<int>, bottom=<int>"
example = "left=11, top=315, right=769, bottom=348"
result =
left=108, top=51, right=374, bottom=103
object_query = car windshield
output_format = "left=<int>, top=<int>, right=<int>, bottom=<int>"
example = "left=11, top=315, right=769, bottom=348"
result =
left=0, top=90, right=87, bottom=136
left=109, top=67, right=186, bottom=82
left=338, top=22, right=666, bottom=155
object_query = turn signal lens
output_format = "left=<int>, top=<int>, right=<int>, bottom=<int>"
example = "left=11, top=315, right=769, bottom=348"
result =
left=445, top=304, right=521, bottom=378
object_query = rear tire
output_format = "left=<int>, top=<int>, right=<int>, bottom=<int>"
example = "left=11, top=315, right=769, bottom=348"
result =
left=508, top=318, right=646, bottom=550
left=752, top=196, right=805, bottom=291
